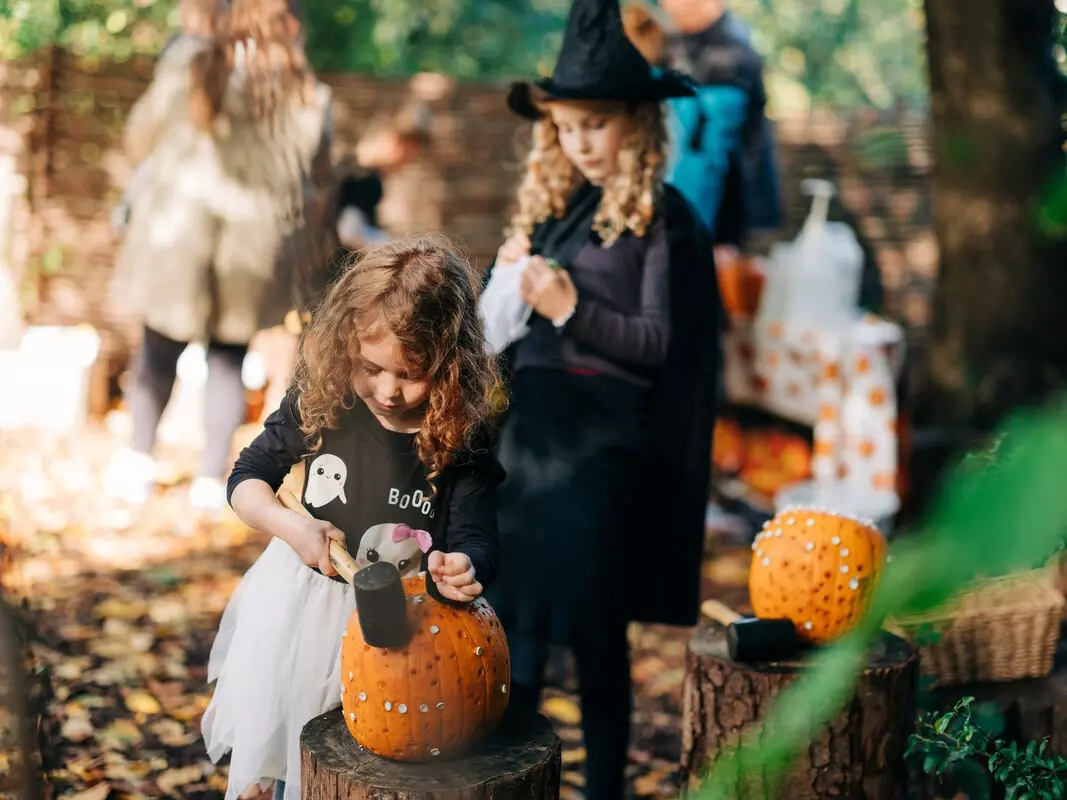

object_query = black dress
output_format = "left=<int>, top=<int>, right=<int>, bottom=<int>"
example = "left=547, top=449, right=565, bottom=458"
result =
left=485, top=183, right=721, bottom=648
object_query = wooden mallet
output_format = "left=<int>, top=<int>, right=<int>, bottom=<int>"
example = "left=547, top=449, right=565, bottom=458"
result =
left=701, top=599, right=799, bottom=663
left=278, top=488, right=411, bottom=649
left=277, top=487, right=360, bottom=585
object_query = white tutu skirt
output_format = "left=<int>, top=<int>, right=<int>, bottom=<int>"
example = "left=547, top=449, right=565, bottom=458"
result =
left=201, top=538, right=354, bottom=800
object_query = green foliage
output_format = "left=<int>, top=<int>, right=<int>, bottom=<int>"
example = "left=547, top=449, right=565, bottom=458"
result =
left=302, top=0, right=571, bottom=80
left=1037, top=171, right=1067, bottom=240
left=689, top=399, right=1067, bottom=798
left=0, top=0, right=571, bottom=80
left=908, top=697, right=1067, bottom=799
left=730, top=0, right=929, bottom=112
left=3, top=0, right=1065, bottom=108
left=0, top=0, right=177, bottom=61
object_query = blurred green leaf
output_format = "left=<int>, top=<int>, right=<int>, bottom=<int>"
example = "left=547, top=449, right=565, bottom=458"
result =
left=1037, top=171, right=1067, bottom=239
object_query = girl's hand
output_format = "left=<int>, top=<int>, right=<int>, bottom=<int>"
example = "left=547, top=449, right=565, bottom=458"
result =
left=521, top=256, right=578, bottom=323
left=495, top=233, right=531, bottom=266
left=288, top=517, right=346, bottom=578
left=427, top=551, right=483, bottom=603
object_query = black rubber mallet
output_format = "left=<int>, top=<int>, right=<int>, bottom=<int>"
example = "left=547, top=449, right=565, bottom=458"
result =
left=701, top=599, right=799, bottom=663
left=353, top=562, right=413, bottom=650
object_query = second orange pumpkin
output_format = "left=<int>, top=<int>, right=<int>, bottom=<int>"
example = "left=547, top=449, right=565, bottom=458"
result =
left=748, top=508, right=887, bottom=644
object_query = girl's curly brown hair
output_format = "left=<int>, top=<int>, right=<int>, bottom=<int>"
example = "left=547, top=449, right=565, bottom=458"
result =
left=293, top=235, right=500, bottom=487
left=188, top=0, right=316, bottom=131
left=508, top=100, right=669, bottom=246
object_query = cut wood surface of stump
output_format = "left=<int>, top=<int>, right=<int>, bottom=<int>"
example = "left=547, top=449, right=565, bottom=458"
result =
left=300, top=704, right=561, bottom=799
left=681, top=624, right=918, bottom=799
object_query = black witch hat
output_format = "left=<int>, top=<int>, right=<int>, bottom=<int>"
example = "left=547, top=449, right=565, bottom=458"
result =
left=507, top=0, right=695, bottom=120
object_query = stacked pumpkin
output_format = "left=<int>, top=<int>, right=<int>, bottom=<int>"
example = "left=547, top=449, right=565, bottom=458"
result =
left=748, top=507, right=887, bottom=644
left=339, top=571, right=511, bottom=761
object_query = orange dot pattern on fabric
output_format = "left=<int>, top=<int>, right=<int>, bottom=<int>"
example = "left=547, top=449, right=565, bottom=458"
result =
left=748, top=509, right=887, bottom=645
left=872, top=472, right=895, bottom=491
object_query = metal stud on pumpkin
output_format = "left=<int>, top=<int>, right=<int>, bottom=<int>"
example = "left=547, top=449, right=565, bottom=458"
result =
left=748, top=507, right=887, bottom=644
left=340, top=562, right=511, bottom=761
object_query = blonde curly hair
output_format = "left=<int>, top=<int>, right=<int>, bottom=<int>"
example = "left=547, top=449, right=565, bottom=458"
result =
left=508, top=100, right=669, bottom=246
left=293, top=235, right=500, bottom=489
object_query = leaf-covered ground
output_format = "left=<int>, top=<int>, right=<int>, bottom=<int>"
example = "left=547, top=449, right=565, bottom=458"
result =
left=0, top=419, right=752, bottom=800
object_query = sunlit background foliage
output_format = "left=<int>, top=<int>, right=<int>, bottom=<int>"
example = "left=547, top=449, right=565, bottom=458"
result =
left=4, top=0, right=1064, bottom=113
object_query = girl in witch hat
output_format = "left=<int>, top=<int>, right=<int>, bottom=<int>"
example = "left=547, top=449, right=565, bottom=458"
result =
left=482, top=1, right=722, bottom=796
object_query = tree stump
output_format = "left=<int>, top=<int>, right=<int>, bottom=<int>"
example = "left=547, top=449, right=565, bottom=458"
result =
left=299, top=704, right=561, bottom=799
left=680, top=624, right=918, bottom=799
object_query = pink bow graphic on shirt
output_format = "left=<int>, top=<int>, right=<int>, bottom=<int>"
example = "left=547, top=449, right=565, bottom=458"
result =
left=393, top=523, right=433, bottom=553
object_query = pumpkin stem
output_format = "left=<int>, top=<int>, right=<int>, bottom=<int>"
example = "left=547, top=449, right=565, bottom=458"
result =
left=353, top=562, right=412, bottom=649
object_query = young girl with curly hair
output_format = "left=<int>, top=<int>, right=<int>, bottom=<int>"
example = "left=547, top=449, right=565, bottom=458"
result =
left=483, top=1, right=721, bottom=797
left=201, top=236, right=504, bottom=800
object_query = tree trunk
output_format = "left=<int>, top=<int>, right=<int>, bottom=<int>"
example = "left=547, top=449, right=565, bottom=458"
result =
left=299, top=705, right=561, bottom=799
left=680, top=626, right=918, bottom=799
left=914, top=0, right=1067, bottom=431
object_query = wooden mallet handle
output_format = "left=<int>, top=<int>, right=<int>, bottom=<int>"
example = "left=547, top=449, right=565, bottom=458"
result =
left=277, top=488, right=360, bottom=586
left=701, top=599, right=744, bottom=626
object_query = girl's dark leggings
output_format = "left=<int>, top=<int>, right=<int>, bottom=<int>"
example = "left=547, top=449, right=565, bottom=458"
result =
left=509, top=627, right=632, bottom=800
left=129, top=325, right=248, bottom=480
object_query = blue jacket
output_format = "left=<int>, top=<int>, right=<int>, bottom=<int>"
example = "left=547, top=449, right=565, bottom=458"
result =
left=664, top=14, right=784, bottom=245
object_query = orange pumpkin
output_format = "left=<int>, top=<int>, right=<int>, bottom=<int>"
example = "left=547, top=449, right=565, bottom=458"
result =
left=748, top=508, right=887, bottom=644
left=339, top=573, right=510, bottom=761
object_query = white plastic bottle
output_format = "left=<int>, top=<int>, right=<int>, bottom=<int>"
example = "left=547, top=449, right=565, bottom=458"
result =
left=786, top=180, right=864, bottom=336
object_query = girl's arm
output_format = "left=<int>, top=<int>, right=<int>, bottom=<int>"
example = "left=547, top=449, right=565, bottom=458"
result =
left=227, top=393, right=307, bottom=503
left=564, top=217, right=672, bottom=367
left=228, top=394, right=346, bottom=577
left=440, top=446, right=506, bottom=591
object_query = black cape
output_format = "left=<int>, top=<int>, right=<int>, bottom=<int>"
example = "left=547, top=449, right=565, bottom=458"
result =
left=495, top=182, right=722, bottom=627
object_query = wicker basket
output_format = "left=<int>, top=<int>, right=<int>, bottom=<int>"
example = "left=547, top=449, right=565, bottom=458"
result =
left=884, top=569, right=1064, bottom=687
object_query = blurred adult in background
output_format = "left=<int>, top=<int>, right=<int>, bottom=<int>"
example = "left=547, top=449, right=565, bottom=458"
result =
left=105, top=0, right=334, bottom=510
left=348, top=101, right=440, bottom=244
left=331, top=102, right=433, bottom=256
left=632, top=0, right=784, bottom=248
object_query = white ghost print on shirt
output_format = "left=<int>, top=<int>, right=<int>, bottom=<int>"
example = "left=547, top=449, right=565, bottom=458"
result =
left=355, top=522, right=432, bottom=577
left=304, top=454, right=348, bottom=508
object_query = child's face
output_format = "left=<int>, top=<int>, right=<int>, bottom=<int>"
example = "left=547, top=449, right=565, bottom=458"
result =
left=352, top=330, right=431, bottom=422
left=548, top=102, right=630, bottom=186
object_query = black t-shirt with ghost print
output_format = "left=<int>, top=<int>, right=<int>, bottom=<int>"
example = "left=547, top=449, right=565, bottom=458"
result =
left=227, top=393, right=503, bottom=591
